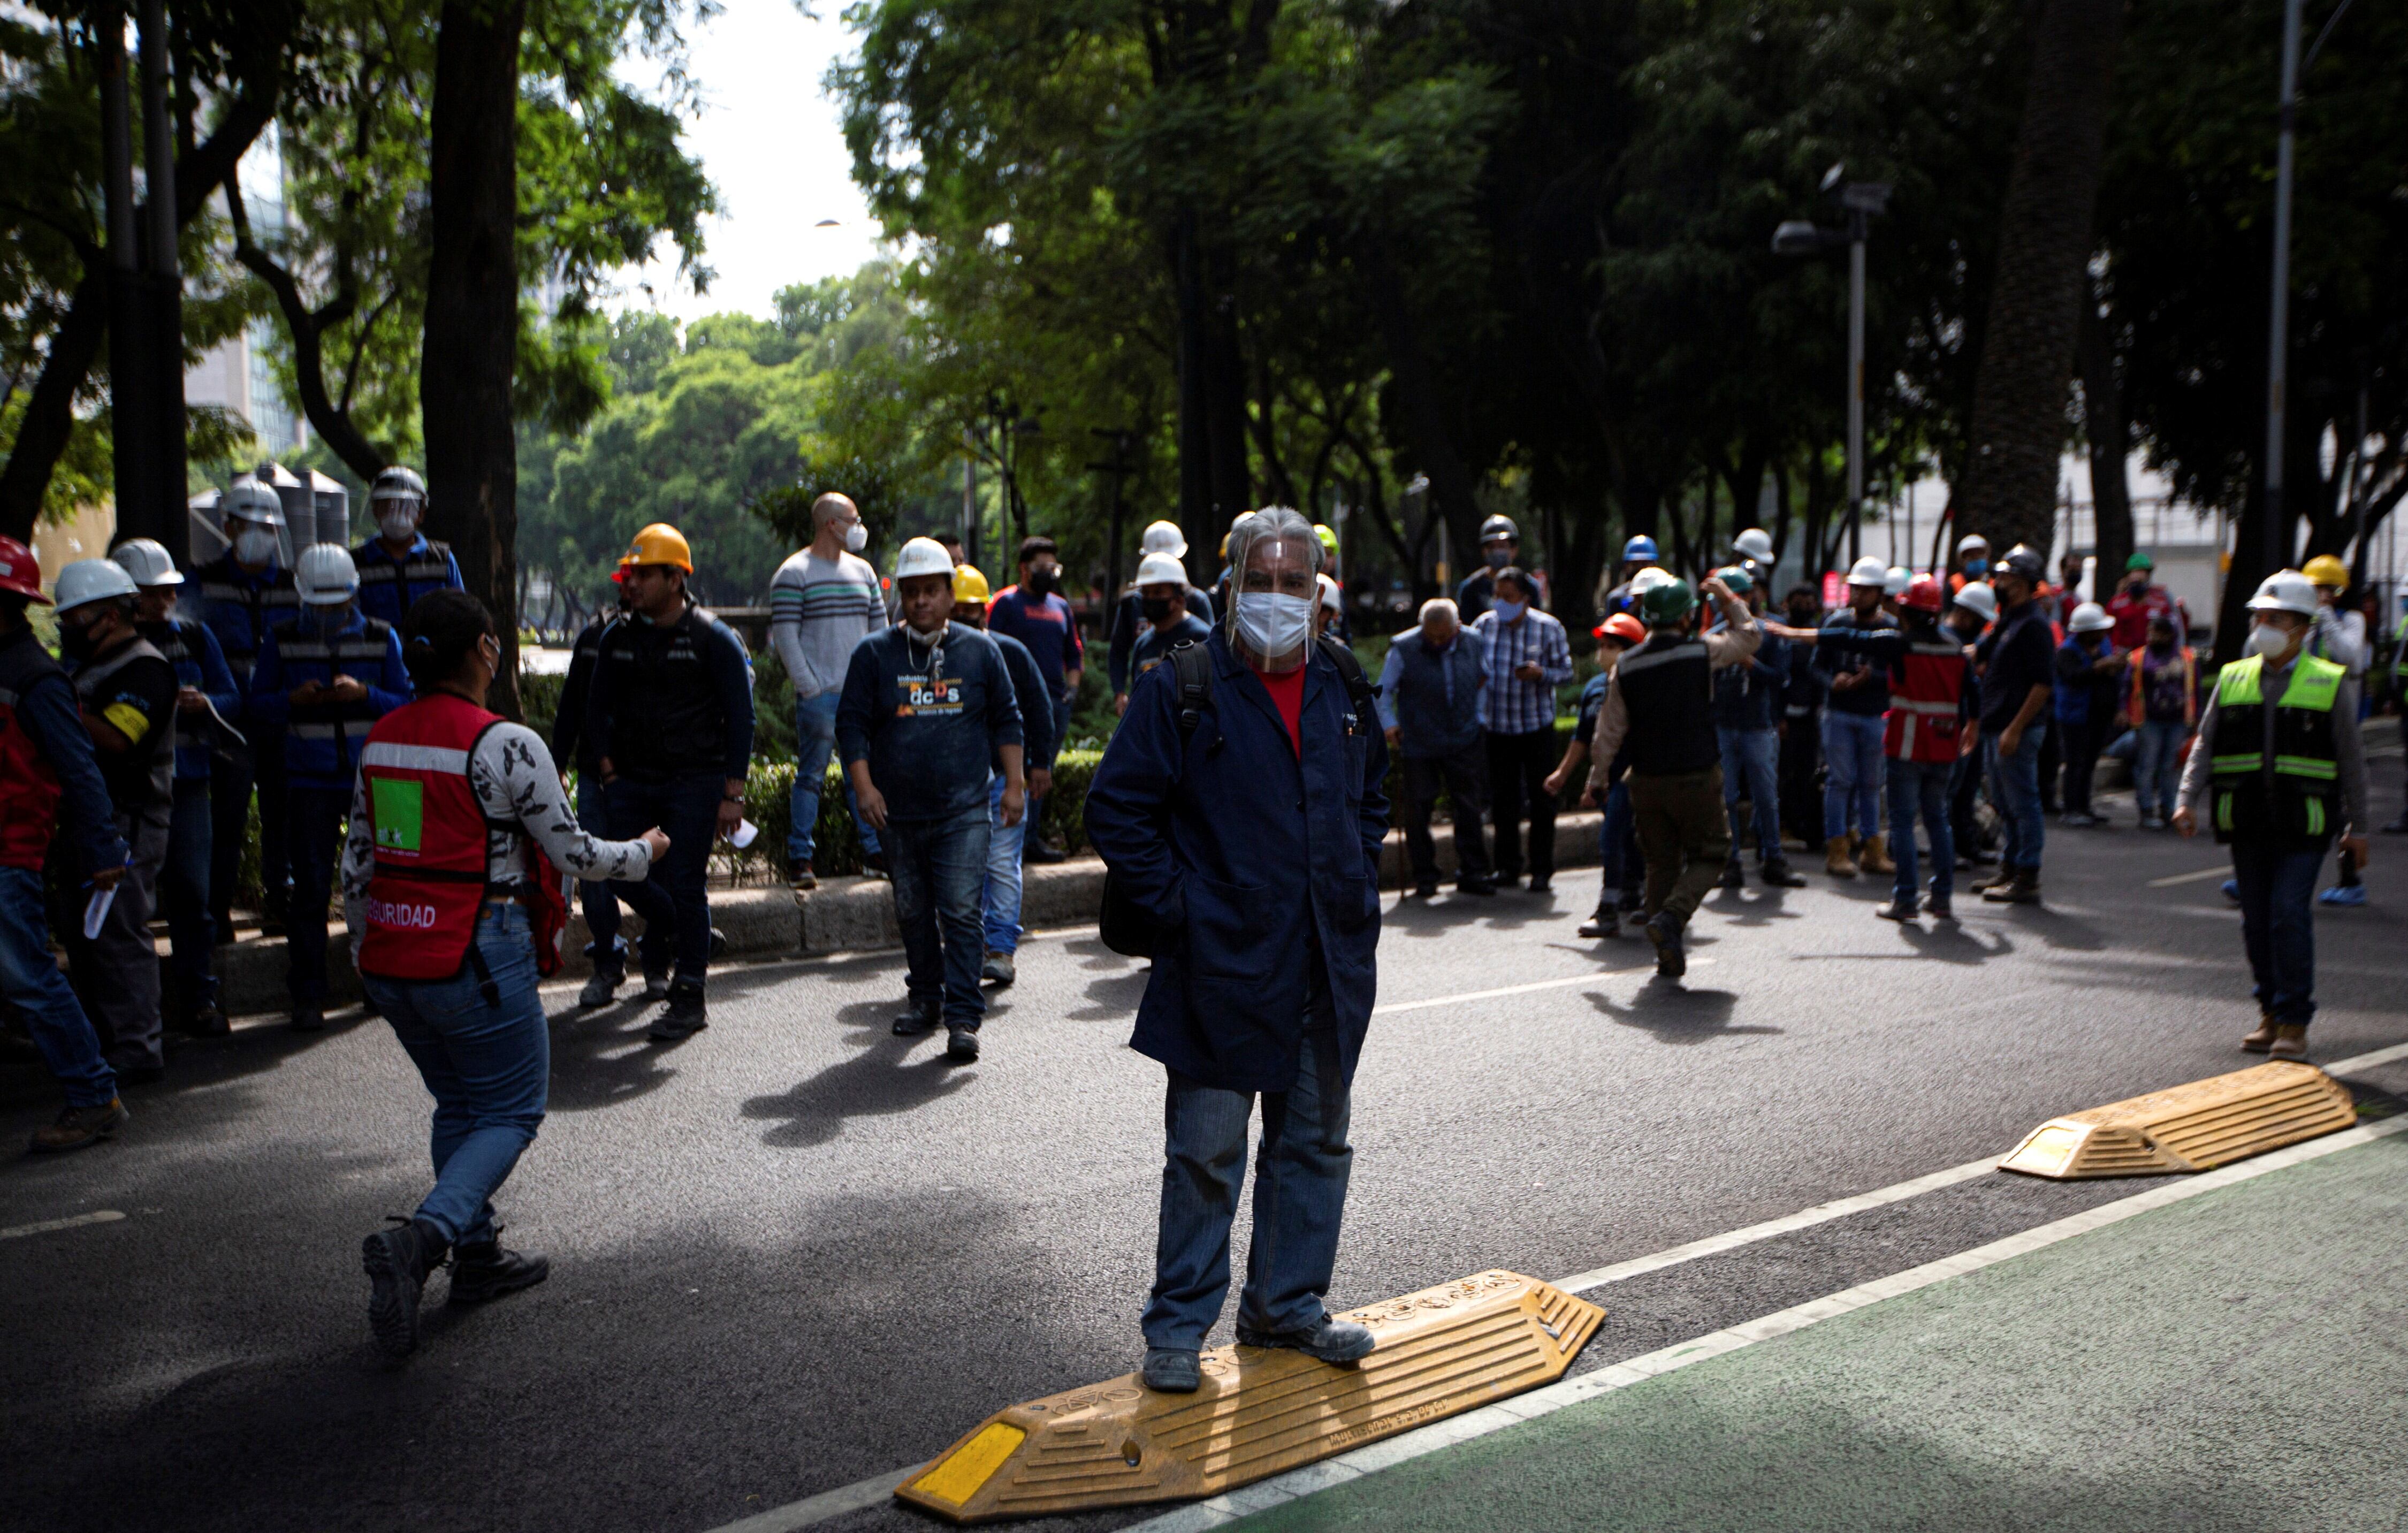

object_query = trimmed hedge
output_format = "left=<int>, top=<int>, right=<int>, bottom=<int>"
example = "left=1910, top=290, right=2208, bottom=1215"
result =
left=721, top=750, right=1103, bottom=878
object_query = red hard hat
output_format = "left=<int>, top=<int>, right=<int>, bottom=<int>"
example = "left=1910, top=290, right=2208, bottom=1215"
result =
left=1901, top=574, right=1945, bottom=613
left=1594, top=612, right=1646, bottom=644
left=0, top=535, right=48, bottom=604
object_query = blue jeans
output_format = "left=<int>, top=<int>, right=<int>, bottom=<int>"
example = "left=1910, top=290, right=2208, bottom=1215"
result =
left=886, top=805, right=992, bottom=1025
left=1984, top=727, right=2047, bottom=871
left=788, top=691, right=878, bottom=865
left=2132, top=720, right=2188, bottom=820
left=162, top=778, right=217, bottom=1010
left=1718, top=726, right=1781, bottom=865
left=284, top=783, right=350, bottom=1008
left=2230, top=843, right=2323, bottom=1026
left=363, top=903, right=549, bottom=1246
left=1145, top=1025, right=1352, bottom=1349
left=575, top=776, right=623, bottom=966
left=1885, top=757, right=1955, bottom=905
left=0, top=865, right=117, bottom=1107
left=981, top=774, right=1026, bottom=954
left=606, top=773, right=720, bottom=985
left=1822, top=711, right=1886, bottom=841
left=1599, top=781, right=1640, bottom=903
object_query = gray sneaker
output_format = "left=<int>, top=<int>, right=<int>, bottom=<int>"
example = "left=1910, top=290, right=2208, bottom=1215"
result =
left=577, top=965, right=623, bottom=1009
left=1142, top=1347, right=1201, bottom=1393
left=1236, top=1313, right=1376, bottom=1363
left=981, top=950, right=1015, bottom=986
left=639, top=963, right=672, bottom=1001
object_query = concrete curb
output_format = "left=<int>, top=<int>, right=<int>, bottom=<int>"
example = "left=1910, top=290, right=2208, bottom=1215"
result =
left=210, top=811, right=1611, bottom=1015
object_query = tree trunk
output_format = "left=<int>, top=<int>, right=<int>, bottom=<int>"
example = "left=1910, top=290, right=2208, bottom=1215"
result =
left=227, top=193, right=385, bottom=479
left=1361, top=238, right=1482, bottom=564
left=2077, top=290, right=2133, bottom=576
left=1950, top=0, right=2123, bottom=558
left=422, top=0, right=527, bottom=718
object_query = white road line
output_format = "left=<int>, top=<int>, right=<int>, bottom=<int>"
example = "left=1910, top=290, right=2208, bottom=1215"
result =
left=0, top=1209, right=126, bottom=1242
left=1373, top=963, right=1709, bottom=1016
left=2145, top=866, right=2231, bottom=888
left=700, top=1470, right=912, bottom=1533
left=2328, top=1039, right=2408, bottom=1075
left=1128, top=1115, right=2408, bottom=1532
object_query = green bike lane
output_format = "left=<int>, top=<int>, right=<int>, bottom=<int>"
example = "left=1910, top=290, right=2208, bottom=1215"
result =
left=1203, top=1126, right=2408, bottom=1533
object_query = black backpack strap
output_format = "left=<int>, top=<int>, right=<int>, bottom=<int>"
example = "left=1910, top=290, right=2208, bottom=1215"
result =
left=1316, top=634, right=1377, bottom=733
left=1168, top=640, right=1215, bottom=739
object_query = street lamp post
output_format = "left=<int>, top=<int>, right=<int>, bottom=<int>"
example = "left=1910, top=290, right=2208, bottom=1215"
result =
left=2264, top=0, right=2303, bottom=576
left=1775, top=167, right=1891, bottom=569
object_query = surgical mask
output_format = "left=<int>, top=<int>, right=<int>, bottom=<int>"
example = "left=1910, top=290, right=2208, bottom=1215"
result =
left=1484, top=546, right=1511, bottom=570
left=843, top=522, right=868, bottom=554
left=1961, top=557, right=1987, bottom=577
left=2243, top=622, right=2298, bottom=662
left=1141, top=595, right=1173, bottom=623
left=1233, top=591, right=1312, bottom=658
left=376, top=506, right=418, bottom=542
left=234, top=527, right=279, bottom=565
left=1492, top=599, right=1526, bottom=623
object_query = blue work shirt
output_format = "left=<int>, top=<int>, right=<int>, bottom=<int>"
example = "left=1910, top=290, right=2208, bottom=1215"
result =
left=1129, top=615, right=1214, bottom=689
left=1709, top=620, right=1787, bottom=731
left=350, top=533, right=464, bottom=628
left=836, top=621, right=1024, bottom=824
left=989, top=628, right=1056, bottom=772
left=142, top=616, right=240, bottom=782
left=1084, top=630, right=1390, bottom=1094
left=247, top=608, right=413, bottom=790
left=986, top=586, right=1083, bottom=698
left=191, top=554, right=299, bottom=713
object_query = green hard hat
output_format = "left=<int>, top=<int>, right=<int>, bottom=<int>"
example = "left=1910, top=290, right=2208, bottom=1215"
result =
left=2125, top=551, right=2154, bottom=571
left=1711, top=565, right=1754, bottom=594
left=1640, top=577, right=1697, bottom=624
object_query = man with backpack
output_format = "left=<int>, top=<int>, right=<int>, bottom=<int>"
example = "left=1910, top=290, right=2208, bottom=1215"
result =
left=1084, top=506, right=1389, bottom=1398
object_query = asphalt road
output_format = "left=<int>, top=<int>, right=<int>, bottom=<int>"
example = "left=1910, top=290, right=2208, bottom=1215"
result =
left=3, top=757, right=2403, bottom=1533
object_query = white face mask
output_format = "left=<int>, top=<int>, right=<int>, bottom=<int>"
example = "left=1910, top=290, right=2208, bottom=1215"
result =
left=233, top=527, right=279, bottom=565
left=2243, top=621, right=2298, bottom=661
left=1233, top=591, right=1313, bottom=659
left=377, top=505, right=419, bottom=542
left=843, top=522, right=868, bottom=554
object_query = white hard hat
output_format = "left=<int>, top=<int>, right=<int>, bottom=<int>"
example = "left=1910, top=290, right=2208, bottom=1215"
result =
left=1478, top=513, right=1519, bottom=544
left=1135, top=551, right=1187, bottom=587
left=1956, top=533, right=1988, bottom=553
left=222, top=482, right=287, bottom=526
left=894, top=536, right=956, bottom=582
left=370, top=465, right=427, bottom=507
left=1847, top=555, right=1889, bottom=587
left=295, top=543, right=361, bottom=606
left=54, top=557, right=140, bottom=614
left=1139, top=520, right=1187, bottom=560
left=2246, top=569, right=2320, bottom=619
left=1317, top=573, right=1342, bottom=612
left=111, top=538, right=183, bottom=588
left=1732, top=527, right=1775, bottom=564
left=2068, top=600, right=2113, bottom=634
left=1628, top=566, right=1674, bottom=596
left=1952, top=582, right=1998, bottom=622
left=1883, top=566, right=1911, bottom=597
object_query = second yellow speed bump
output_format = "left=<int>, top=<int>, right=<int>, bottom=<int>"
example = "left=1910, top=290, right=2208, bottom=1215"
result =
left=895, top=1270, right=1603, bottom=1522
left=1999, top=1061, right=2356, bottom=1179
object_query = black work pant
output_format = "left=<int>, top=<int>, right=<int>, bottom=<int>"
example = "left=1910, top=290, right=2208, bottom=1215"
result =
left=210, top=728, right=288, bottom=928
left=607, top=772, right=720, bottom=987
left=1485, top=727, right=1559, bottom=882
left=1400, top=744, right=1491, bottom=887
left=1778, top=711, right=1823, bottom=847
left=2037, top=718, right=2060, bottom=812
left=2059, top=715, right=2108, bottom=817
left=1629, top=768, right=1729, bottom=924
left=284, top=783, right=349, bottom=1010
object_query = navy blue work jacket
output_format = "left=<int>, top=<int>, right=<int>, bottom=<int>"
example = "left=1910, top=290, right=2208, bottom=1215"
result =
left=1084, top=631, right=1389, bottom=1094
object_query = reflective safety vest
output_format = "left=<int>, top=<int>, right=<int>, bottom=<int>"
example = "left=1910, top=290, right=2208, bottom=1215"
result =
left=356, top=692, right=569, bottom=985
left=1883, top=638, right=1968, bottom=764
left=2128, top=644, right=2197, bottom=728
left=0, top=632, right=66, bottom=869
left=2206, top=653, right=2344, bottom=845
left=1612, top=634, right=1719, bottom=777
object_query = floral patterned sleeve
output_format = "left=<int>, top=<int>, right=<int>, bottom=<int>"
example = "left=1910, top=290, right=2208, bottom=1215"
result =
left=469, top=722, right=653, bottom=883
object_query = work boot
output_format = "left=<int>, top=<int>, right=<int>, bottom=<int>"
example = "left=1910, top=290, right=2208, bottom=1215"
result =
left=946, top=1025, right=981, bottom=1063
left=447, top=1235, right=550, bottom=1306
left=2241, top=1015, right=2278, bottom=1054
left=28, top=1097, right=128, bottom=1154
left=1824, top=836, right=1858, bottom=879
left=1023, top=840, right=1068, bottom=866
left=981, top=950, right=1016, bottom=986
left=787, top=858, right=817, bottom=890
left=1925, top=896, right=1955, bottom=921
left=1412, top=879, right=1440, bottom=898
left=1578, top=905, right=1617, bottom=939
left=1761, top=858, right=1806, bottom=888
left=577, top=960, right=625, bottom=1010
left=1874, top=897, right=1918, bottom=922
left=861, top=851, right=890, bottom=880
left=1142, top=1347, right=1201, bottom=1393
left=1981, top=868, right=2041, bottom=904
left=647, top=981, right=707, bottom=1041
left=892, top=1000, right=940, bottom=1036
left=1458, top=875, right=1496, bottom=896
left=1237, top=1313, right=1377, bottom=1364
left=1718, top=863, right=1745, bottom=893
left=2267, top=1024, right=2310, bottom=1062
left=361, top=1216, right=448, bottom=1360
left=1967, top=867, right=2014, bottom=895
left=1643, top=912, right=1687, bottom=978
left=182, top=1001, right=231, bottom=1038
left=639, top=959, right=673, bottom=1001
left=289, top=1007, right=325, bottom=1034
left=1858, top=834, right=1896, bottom=875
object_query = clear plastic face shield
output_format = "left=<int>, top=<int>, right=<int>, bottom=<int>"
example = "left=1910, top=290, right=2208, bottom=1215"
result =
left=1228, top=531, right=1318, bottom=668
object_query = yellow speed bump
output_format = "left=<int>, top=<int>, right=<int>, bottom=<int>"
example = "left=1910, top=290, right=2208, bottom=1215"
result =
left=2000, top=1061, right=2356, bottom=1179
left=894, top=1270, right=1603, bottom=1523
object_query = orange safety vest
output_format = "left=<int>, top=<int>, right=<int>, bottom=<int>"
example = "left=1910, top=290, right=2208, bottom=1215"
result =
left=1883, top=639, right=1969, bottom=764
left=2127, top=644, right=2196, bottom=728
left=357, top=692, right=568, bottom=985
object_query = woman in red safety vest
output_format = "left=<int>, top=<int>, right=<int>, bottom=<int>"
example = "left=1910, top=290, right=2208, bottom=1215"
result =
left=346, top=590, right=668, bottom=1360
left=1765, top=574, right=1980, bottom=922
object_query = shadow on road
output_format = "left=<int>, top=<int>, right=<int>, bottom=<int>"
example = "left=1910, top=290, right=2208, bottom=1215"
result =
left=1586, top=980, right=1779, bottom=1046
left=740, top=1003, right=975, bottom=1148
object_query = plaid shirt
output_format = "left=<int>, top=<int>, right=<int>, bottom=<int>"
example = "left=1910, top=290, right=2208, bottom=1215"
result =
left=1470, top=606, right=1574, bottom=735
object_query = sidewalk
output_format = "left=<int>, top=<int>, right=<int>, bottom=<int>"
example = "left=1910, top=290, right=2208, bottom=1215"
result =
left=1220, top=1130, right=2408, bottom=1533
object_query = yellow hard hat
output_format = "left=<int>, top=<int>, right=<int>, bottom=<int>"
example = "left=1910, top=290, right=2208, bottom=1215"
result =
left=2302, top=553, right=2349, bottom=589
left=1314, top=523, right=1338, bottom=556
left=951, top=564, right=991, bottom=605
left=623, top=522, right=692, bottom=573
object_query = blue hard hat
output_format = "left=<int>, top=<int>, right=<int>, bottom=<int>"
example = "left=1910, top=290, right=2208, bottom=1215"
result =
left=1622, top=535, right=1659, bottom=562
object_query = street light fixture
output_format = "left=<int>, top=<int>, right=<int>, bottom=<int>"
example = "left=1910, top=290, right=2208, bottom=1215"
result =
left=1774, top=164, right=1891, bottom=566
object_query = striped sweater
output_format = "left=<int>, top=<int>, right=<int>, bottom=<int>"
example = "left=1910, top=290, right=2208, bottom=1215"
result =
left=768, top=548, right=887, bottom=697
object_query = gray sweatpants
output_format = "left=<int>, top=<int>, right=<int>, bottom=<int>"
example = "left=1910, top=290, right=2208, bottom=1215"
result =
left=70, top=809, right=168, bottom=1073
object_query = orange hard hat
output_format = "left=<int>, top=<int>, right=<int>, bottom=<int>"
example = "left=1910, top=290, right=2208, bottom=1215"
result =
left=1900, top=574, right=1945, bottom=613
left=1594, top=612, right=1646, bottom=645
left=0, top=534, right=47, bottom=604
left=622, top=523, right=692, bottom=573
